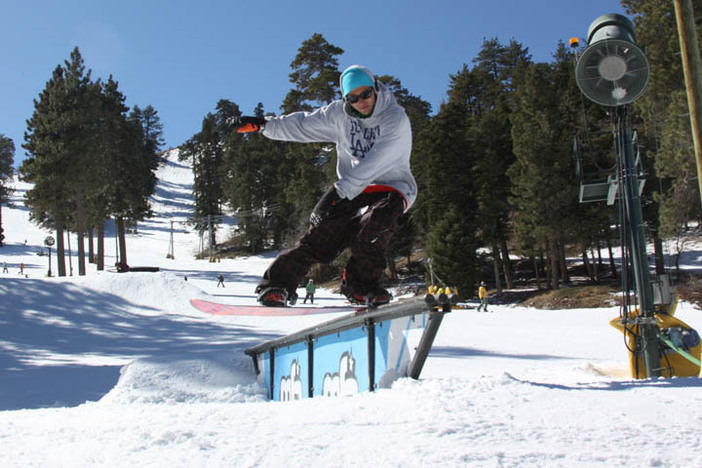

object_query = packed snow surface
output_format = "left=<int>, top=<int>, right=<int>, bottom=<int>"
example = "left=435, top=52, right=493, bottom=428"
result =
left=1, top=150, right=701, bottom=467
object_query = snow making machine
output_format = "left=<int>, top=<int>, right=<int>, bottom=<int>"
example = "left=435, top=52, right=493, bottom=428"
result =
left=574, top=13, right=701, bottom=378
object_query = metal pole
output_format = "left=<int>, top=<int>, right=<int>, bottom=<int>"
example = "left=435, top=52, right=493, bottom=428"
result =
left=208, top=215, right=213, bottom=259
left=114, top=221, right=119, bottom=266
left=618, top=107, right=661, bottom=378
left=674, top=0, right=702, bottom=206
left=167, top=220, right=174, bottom=259
left=409, top=310, right=449, bottom=379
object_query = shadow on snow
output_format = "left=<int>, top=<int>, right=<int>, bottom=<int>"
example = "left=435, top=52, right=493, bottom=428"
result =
left=0, top=278, right=276, bottom=411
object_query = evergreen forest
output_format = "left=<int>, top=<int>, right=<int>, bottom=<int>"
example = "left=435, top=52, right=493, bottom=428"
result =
left=5, top=1, right=702, bottom=297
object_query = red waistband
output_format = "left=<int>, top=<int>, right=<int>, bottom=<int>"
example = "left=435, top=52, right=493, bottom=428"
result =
left=361, top=184, right=408, bottom=210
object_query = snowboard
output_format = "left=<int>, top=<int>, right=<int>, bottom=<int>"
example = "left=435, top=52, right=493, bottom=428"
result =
left=190, top=298, right=367, bottom=317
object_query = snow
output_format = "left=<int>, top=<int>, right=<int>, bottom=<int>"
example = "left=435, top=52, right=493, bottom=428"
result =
left=1, top=150, right=701, bottom=467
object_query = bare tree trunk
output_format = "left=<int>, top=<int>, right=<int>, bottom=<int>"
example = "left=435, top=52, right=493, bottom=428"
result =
left=67, top=228, right=73, bottom=276
left=117, top=216, right=129, bottom=271
left=492, top=243, right=503, bottom=296
left=532, top=255, right=542, bottom=290
left=559, top=239, right=569, bottom=284
left=97, top=223, right=105, bottom=271
left=607, top=237, right=618, bottom=278
left=543, top=247, right=552, bottom=291
left=88, top=229, right=94, bottom=264
left=590, top=248, right=600, bottom=283
left=75, top=189, right=86, bottom=276
left=550, top=240, right=560, bottom=290
left=582, top=247, right=593, bottom=281
left=653, top=235, right=665, bottom=274
left=500, top=238, right=514, bottom=289
left=56, top=224, right=66, bottom=277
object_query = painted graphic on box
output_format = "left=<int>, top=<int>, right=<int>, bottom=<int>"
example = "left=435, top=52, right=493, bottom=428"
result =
left=279, top=358, right=303, bottom=401
left=322, top=351, right=359, bottom=397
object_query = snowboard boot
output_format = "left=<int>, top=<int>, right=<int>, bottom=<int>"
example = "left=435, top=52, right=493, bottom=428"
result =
left=340, top=280, right=367, bottom=305
left=367, top=287, right=392, bottom=307
left=257, top=287, right=288, bottom=307
left=341, top=281, right=392, bottom=308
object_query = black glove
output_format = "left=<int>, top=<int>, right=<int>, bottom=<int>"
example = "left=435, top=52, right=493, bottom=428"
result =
left=310, top=186, right=343, bottom=228
left=232, top=116, right=266, bottom=133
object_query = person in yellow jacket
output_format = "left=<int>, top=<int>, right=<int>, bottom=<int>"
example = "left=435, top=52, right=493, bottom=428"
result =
left=477, top=282, right=488, bottom=312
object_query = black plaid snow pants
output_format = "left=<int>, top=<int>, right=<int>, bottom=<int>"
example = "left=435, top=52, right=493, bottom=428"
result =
left=257, top=190, right=405, bottom=296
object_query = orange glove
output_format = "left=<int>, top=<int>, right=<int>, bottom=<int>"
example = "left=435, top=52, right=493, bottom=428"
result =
left=232, top=116, right=266, bottom=133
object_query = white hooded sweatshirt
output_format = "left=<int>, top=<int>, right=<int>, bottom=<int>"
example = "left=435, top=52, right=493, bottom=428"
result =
left=261, top=67, right=417, bottom=211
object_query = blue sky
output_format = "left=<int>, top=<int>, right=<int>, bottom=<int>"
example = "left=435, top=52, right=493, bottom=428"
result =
left=2, top=0, right=627, bottom=168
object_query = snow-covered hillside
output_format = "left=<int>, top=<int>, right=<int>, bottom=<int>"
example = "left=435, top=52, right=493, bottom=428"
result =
left=1, top=150, right=701, bottom=467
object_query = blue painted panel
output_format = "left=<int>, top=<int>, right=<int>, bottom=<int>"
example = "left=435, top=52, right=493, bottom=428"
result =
left=259, top=353, right=271, bottom=399
left=313, top=327, right=368, bottom=397
left=273, top=342, right=308, bottom=402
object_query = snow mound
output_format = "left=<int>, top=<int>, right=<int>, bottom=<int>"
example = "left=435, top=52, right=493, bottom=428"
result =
left=100, top=355, right=266, bottom=405
left=95, top=271, right=206, bottom=316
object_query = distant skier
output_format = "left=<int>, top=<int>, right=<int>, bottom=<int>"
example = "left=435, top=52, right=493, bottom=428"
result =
left=2, top=262, right=8, bottom=273
left=477, top=282, right=488, bottom=312
left=232, top=65, right=416, bottom=307
left=18, top=263, right=24, bottom=275
left=303, top=279, right=316, bottom=304
left=216, top=274, right=225, bottom=288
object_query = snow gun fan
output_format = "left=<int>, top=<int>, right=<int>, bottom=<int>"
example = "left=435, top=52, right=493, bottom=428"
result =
left=574, top=14, right=666, bottom=379
left=576, top=14, right=702, bottom=379
left=575, top=14, right=650, bottom=107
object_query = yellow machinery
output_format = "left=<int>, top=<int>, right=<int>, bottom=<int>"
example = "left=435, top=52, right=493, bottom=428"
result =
left=610, top=297, right=701, bottom=379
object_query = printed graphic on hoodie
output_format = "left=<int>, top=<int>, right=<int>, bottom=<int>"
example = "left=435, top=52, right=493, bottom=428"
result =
left=349, top=121, right=380, bottom=159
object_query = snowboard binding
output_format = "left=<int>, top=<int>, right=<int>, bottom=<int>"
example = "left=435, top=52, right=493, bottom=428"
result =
left=257, top=287, right=297, bottom=307
left=341, top=282, right=392, bottom=308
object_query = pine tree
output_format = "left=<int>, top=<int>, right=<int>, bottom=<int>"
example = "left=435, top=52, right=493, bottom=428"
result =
left=221, top=103, right=283, bottom=252
left=120, top=102, right=161, bottom=246
left=623, top=0, right=702, bottom=239
left=283, top=33, right=344, bottom=113
left=0, top=134, right=15, bottom=247
left=181, top=99, right=242, bottom=253
left=131, top=105, right=165, bottom=156
left=509, top=54, right=586, bottom=289
left=469, top=38, right=531, bottom=292
left=21, top=47, right=95, bottom=276
left=414, top=82, right=479, bottom=290
left=426, top=204, right=479, bottom=294
left=91, top=76, right=131, bottom=270
left=281, top=34, right=344, bottom=234
left=375, top=75, right=431, bottom=276
left=416, top=38, right=531, bottom=293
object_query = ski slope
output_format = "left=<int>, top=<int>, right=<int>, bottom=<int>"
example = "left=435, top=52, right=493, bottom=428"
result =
left=1, top=150, right=701, bottom=467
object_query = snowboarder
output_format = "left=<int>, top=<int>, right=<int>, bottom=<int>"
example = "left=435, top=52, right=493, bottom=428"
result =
left=477, top=282, right=488, bottom=312
left=216, top=274, right=225, bottom=288
left=232, top=65, right=417, bottom=308
left=303, top=279, right=316, bottom=304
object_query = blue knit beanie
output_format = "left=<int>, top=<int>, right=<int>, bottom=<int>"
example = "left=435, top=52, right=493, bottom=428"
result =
left=340, top=65, right=374, bottom=97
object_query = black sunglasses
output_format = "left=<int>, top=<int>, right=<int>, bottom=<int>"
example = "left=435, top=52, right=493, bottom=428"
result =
left=346, top=88, right=374, bottom=104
